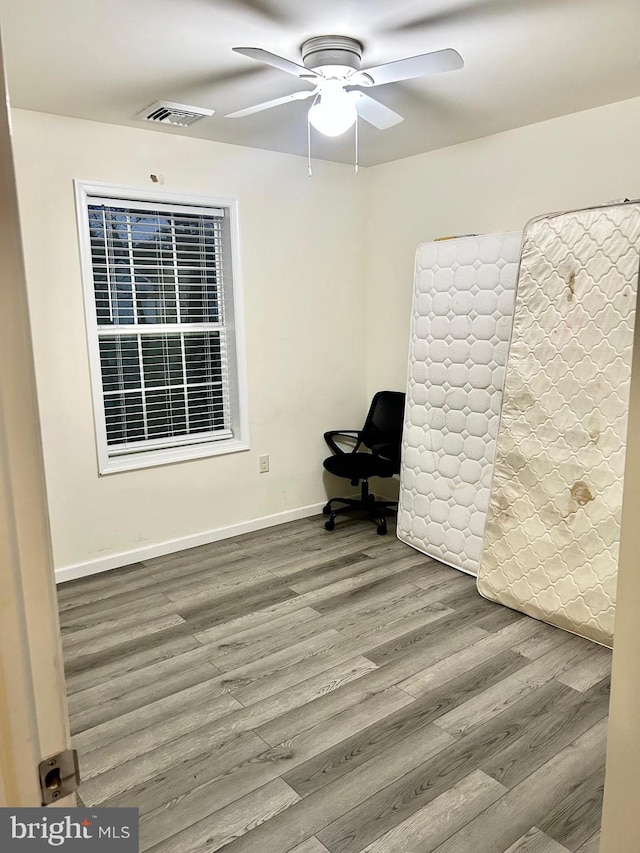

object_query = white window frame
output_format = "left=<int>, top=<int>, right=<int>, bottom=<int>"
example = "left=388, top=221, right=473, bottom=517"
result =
left=75, top=180, right=249, bottom=474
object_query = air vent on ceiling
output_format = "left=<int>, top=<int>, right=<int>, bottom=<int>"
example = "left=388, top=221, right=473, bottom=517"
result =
left=137, top=101, right=215, bottom=127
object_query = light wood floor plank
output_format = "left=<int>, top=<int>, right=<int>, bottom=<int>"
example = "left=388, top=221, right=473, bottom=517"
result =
left=57, top=563, right=160, bottom=609
left=214, top=723, right=456, bottom=853
left=510, top=626, right=572, bottom=661
left=480, top=676, right=610, bottom=789
left=256, top=625, right=488, bottom=747
left=502, top=827, right=573, bottom=852
left=200, top=596, right=450, bottom=676
left=360, top=533, right=423, bottom=556
left=60, top=592, right=174, bottom=631
left=193, top=603, right=320, bottom=647
left=358, top=770, right=507, bottom=853
left=227, top=602, right=461, bottom=708
left=187, top=556, right=428, bottom=646
left=145, top=778, right=301, bottom=853
left=70, top=662, right=221, bottom=735
left=138, top=686, right=413, bottom=850
left=405, top=563, right=473, bottom=592
left=56, top=518, right=609, bottom=853
left=428, top=718, right=608, bottom=853
left=101, top=731, right=274, bottom=813
left=178, top=584, right=300, bottom=634
left=284, top=649, right=528, bottom=799
left=80, top=719, right=268, bottom=807
left=265, top=535, right=392, bottom=580
left=196, top=608, right=326, bottom=670
left=396, top=618, right=541, bottom=698
left=538, top=765, right=606, bottom=851
left=219, top=629, right=347, bottom=691
left=162, top=535, right=374, bottom=590
left=309, top=581, right=427, bottom=625
left=161, top=568, right=287, bottom=607
left=83, top=730, right=265, bottom=808
left=556, top=647, right=613, bottom=692
left=336, top=593, right=451, bottom=639
left=307, top=557, right=452, bottom=617
left=284, top=553, right=378, bottom=594
left=575, top=832, right=601, bottom=853
left=64, top=632, right=201, bottom=692
left=73, top=673, right=239, bottom=754
left=475, top=604, right=531, bottom=634
left=314, top=679, right=587, bottom=853
left=433, top=640, right=594, bottom=738
left=62, top=612, right=186, bottom=657
left=87, top=657, right=379, bottom=810
left=161, top=535, right=371, bottom=602
left=63, top=630, right=201, bottom=685
left=288, top=839, right=330, bottom=853
left=140, top=519, right=337, bottom=575
left=80, top=692, right=243, bottom=780
left=68, top=643, right=224, bottom=714
left=364, top=597, right=492, bottom=668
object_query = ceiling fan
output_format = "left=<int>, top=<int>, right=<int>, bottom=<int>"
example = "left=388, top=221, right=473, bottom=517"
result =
left=225, top=35, right=464, bottom=137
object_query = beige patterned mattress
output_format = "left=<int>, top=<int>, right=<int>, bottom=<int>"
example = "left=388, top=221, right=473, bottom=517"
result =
left=476, top=202, right=640, bottom=647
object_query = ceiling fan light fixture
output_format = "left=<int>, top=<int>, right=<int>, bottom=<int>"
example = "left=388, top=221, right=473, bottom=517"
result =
left=229, top=36, right=464, bottom=161
left=308, top=86, right=357, bottom=137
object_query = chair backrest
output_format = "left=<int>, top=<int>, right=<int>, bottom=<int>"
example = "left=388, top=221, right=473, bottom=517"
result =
left=360, top=391, right=406, bottom=455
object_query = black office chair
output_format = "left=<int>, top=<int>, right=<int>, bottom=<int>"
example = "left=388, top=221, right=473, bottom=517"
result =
left=322, top=390, right=406, bottom=535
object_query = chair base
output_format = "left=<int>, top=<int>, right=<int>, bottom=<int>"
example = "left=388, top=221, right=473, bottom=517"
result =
left=322, top=489, right=397, bottom=536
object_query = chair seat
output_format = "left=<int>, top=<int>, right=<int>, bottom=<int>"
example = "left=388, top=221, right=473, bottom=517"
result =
left=323, top=452, right=396, bottom=481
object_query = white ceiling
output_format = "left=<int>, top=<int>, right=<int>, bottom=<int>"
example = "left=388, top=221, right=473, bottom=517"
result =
left=0, top=0, right=639, bottom=166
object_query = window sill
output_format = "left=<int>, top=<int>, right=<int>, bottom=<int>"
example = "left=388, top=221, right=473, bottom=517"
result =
left=98, top=437, right=250, bottom=475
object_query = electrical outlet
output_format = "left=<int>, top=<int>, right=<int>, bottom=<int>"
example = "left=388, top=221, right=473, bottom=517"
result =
left=258, top=454, right=270, bottom=473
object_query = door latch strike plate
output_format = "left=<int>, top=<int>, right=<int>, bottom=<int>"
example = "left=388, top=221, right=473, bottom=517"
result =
left=38, top=750, right=80, bottom=805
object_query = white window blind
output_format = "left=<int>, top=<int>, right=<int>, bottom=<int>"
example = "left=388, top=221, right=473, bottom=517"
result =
left=77, top=185, right=248, bottom=473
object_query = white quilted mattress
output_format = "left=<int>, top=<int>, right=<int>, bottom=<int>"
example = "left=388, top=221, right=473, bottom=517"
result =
left=477, top=202, right=640, bottom=647
left=398, top=233, right=522, bottom=575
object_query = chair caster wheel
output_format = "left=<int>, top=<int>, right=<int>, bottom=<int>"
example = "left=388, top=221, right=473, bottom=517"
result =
left=376, top=524, right=387, bottom=535
left=322, top=503, right=332, bottom=515
left=324, top=519, right=335, bottom=531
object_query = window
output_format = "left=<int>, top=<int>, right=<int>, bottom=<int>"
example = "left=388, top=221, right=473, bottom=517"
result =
left=75, top=182, right=248, bottom=473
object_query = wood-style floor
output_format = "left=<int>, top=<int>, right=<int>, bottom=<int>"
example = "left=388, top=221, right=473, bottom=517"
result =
left=57, top=517, right=611, bottom=853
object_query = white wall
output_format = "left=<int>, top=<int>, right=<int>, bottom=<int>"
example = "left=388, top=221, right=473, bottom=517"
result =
left=11, top=110, right=367, bottom=577
left=364, top=95, right=640, bottom=395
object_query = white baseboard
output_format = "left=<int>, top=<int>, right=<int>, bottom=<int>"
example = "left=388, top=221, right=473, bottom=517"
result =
left=55, top=501, right=326, bottom=584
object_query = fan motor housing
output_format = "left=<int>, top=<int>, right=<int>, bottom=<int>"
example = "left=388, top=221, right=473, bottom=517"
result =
left=301, top=35, right=363, bottom=72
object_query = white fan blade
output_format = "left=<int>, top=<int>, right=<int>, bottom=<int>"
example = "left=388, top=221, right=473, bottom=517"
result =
left=350, top=92, right=403, bottom=129
left=354, top=48, right=464, bottom=87
left=232, top=47, right=319, bottom=79
left=225, top=90, right=315, bottom=118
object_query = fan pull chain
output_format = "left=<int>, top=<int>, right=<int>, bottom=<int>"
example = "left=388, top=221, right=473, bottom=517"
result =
left=307, top=93, right=319, bottom=177
left=354, top=112, right=359, bottom=175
